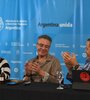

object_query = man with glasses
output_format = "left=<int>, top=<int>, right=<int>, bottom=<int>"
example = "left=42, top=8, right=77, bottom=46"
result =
left=23, top=35, right=62, bottom=83
left=62, top=38, right=90, bottom=82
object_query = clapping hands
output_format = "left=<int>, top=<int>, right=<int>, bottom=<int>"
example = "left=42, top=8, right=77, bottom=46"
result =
left=62, top=52, right=78, bottom=71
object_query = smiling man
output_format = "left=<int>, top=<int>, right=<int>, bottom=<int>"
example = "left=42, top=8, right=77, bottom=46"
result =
left=23, top=35, right=62, bottom=83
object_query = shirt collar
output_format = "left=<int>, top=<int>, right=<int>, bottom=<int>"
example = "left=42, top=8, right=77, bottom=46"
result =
left=34, top=54, right=53, bottom=62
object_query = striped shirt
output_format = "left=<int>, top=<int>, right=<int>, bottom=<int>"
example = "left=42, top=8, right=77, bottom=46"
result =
left=79, top=58, right=90, bottom=70
left=0, top=58, right=10, bottom=79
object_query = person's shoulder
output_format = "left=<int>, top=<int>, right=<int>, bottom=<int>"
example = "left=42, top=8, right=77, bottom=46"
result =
left=0, top=57, right=8, bottom=63
left=0, top=57, right=5, bottom=61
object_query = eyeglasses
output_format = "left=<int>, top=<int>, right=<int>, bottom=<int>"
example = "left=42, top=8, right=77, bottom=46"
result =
left=37, top=43, right=50, bottom=49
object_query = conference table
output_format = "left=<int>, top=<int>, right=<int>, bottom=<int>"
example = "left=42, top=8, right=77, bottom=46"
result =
left=0, top=82, right=90, bottom=100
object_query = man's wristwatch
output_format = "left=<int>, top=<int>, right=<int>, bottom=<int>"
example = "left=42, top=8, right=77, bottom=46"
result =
left=73, top=64, right=80, bottom=70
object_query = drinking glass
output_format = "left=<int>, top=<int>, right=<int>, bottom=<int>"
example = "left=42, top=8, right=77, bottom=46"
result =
left=56, top=71, right=64, bottom=90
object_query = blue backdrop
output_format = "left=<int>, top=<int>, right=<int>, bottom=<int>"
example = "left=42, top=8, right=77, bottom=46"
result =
left=0, top=0, right=90, bottom=84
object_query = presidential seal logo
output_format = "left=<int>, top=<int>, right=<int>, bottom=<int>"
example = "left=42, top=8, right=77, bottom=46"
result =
left=0, top=17, right=4, bottom=30
left=80, top=72, right=90, bottom=82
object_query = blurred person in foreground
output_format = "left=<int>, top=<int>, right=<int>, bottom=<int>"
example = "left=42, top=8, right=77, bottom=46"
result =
left=0, top=57, right=10, bottom=80
left=62, top=38, right=90, bottom=82
left=23, top=35, right=62, bottom=83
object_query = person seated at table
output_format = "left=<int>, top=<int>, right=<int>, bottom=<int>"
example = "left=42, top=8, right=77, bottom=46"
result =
left=62, top=38, right=90, bottom=82
left=23, top=34, right=62, bottom=83
left=0, top=57, right=10, bottom=80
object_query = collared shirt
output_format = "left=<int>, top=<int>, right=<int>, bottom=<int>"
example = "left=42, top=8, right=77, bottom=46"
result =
left=79, top=58, right=90, bottom=70
left=24, top=54, right=62, bottom=83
